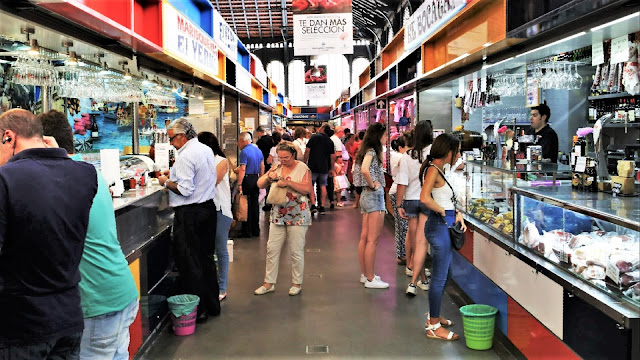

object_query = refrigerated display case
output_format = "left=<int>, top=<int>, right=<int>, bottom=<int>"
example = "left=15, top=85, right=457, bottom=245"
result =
left=465, top=160, right=572, bottom=239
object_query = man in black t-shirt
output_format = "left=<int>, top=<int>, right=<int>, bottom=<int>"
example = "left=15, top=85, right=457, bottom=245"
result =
left=526, top=103, right=558, bottom=163
left=304, top=124, right=335, bottom=214
left=255, top=126, right=273, bottom=171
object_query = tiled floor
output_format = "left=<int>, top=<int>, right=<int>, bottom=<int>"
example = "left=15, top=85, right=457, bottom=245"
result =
left=140, top=201, right=510, bottom=359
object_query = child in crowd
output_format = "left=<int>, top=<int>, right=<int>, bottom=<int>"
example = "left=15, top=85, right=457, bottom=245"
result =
left=333, top=157, right=347, bottom=207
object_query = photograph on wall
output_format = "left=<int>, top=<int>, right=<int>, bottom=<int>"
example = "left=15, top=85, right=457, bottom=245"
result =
left=293, top=0, right=353, bottom=56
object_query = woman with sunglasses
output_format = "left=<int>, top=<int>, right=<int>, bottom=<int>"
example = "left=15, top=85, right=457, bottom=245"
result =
left=418, top=133, right=466, bottom=341
left=255, top=142, right=313, bottom=296
left=353, top=122, right=389, bottom=289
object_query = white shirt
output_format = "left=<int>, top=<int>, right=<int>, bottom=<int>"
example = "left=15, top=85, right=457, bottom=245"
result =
left=214, top=155, right=232, bottom=218
left=330, top=135, right=342, bottom=155
left=389, top=150, right=403, bottom=195
left=396, top=145, right=431, bottom=200
left=168, top=138, right=217, bottom=207
left=269, top=146, right=279, bottom=166
left=293, top=138, right=307, bottom=159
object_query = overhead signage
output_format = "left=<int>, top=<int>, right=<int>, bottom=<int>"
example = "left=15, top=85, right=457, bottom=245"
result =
left=305, top=65, right=328, bottom=99
left=293, top=1, right=353, bottom=56
left=213, top=8, right=238, bottom=60
left=610, top=35, right=629, bottom=64
left=163, top=2, right=218, bottom=79
left=592, top=41, right=604, bottom=66
left=404, top=0, right=467, bottom=51
left=251, top=54, right=268, bottom=86
left=292, top=113, right=318, bottom=120
left=376, top=98, right=387, bottom=110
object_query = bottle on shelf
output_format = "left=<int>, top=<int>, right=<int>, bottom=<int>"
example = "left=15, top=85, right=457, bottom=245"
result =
left=629, top=98, right=636, bottom=123
left=571, top=135, right=579, bottom=168
left=589, top=101, right=596, bottom=122
left=90, top=115, right=99, bottom=139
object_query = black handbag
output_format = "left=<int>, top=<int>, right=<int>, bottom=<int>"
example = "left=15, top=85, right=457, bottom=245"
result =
left=432, top=165, right=465, bottom=250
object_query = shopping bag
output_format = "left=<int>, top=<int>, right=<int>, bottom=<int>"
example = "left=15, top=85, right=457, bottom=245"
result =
left=334, top=175, right=350, bottom=190
left=233, top=193, right=248, bottom=221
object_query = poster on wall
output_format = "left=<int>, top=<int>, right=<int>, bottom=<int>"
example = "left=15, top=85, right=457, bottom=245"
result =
left=292, top=0, right=353, bottom=56
left=305, top=65, right=328, bottom=99
left=163, top=2, right=218, bottom=78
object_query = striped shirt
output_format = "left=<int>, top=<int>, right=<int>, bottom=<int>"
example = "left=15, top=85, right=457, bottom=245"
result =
left=168, top=137, right=217, bottom=207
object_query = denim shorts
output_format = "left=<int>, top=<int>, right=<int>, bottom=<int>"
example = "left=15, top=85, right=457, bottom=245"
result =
left=360, top=187, right=386, bottom=214
left=403, top=200, right=429, bottom=218
left=311, top=172, right=328, bottom=186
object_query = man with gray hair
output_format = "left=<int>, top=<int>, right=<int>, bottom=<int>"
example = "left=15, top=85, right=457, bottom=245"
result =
left=236, top=131, right=264, bottom=237
left=158, top=117, right=220, bottom=322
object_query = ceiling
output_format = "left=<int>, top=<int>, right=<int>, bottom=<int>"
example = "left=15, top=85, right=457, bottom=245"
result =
left=211, top=0, right=400, bottom=43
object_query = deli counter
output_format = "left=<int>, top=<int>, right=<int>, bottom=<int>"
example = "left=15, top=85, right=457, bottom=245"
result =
left=452, top=160, right=639, bottom=359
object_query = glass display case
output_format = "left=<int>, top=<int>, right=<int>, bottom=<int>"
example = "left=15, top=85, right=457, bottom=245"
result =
left=465, top=160, right=572, bottom=240
left=513, top=186, right=640, bottom=307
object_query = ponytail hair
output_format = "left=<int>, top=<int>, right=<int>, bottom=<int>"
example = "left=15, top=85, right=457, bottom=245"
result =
left=418, top=134, right=460, bottom=185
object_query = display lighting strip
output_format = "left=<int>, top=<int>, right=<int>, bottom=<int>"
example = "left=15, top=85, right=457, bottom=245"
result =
left=516, top=32, right=587, bottom=58
left=590, top=12, right=639, bottom=32
left=482, top=57, right=515, bottom=70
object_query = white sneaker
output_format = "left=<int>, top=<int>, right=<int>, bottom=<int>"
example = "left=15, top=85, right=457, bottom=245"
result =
left=417, top=280, right=430, bottom=291
left=360, top=274, right=380, bottom=284
left=406, top=283, right=417, bottom=296
left=364, top=277, right=389, bottom=289
left=405, top=267, right=413, bottom=277
left=425, top=268, right=431, bottom=277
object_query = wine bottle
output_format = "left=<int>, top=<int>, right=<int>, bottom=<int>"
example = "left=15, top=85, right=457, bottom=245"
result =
left=90, top=115, right=99, bottom=139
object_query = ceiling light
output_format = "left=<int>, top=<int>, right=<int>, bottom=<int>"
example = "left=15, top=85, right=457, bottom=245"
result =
left=197, top=93, right=204, bottom=100
left=27, top=39, right=39, bottom=56
left=516, top=32, right=586, bottom=58
left=590, top=12, right=639, bottom=32
left=171, top=83, right=178, bottom=92
left=123, top=68, right=132, bottom=80
left=99, top=62, right=110, bottom=76
left=482, top=56, right=515, bottom=70
left=180, top=85, right=186, bottom=96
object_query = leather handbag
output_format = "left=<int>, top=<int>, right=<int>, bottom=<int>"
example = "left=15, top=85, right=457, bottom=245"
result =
left=233, top=193, right=248, bottom=221
left=432, top=165, right=465, bottom=250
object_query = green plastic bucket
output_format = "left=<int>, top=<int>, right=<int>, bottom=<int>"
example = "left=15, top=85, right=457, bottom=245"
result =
left=459, top=304, right=498, bottom=350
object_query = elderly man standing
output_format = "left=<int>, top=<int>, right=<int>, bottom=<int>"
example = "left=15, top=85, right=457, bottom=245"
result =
left=0, top=109, right=97, bottom=358
left=236, top=132, right=265, bottom=237
left=158, top=118, right=220, bottom=322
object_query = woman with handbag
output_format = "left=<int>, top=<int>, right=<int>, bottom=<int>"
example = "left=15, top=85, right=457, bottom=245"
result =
left=352, top=122, right=388, bottom=289
left=254, top=142, right=313, bottom=296
left=418, top=133, right=466, bottom=341
left=198, top=132, right=233, bottom=301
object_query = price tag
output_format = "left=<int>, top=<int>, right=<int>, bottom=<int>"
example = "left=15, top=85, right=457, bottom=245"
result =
left=481, top=69, right=487, bottom=92
left=458, top=77, right=465, bottom=97
left=606, top=260, right=620, bottom=284
left=592, top=41, right=604, bottom=66
left=611, top=35, right=630, bottom=64
left=574, top=156, right=587, bottom=173
left=612, top=181, right=622, bottom=196
left=472, top=71, right=478, bottom=90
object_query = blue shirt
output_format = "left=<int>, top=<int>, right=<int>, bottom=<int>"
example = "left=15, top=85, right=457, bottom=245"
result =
left=0, top=148, right=97, bottom=345
left=169, top=137, right=217, bottom=207
left=239, top=143, right=263, bottom=175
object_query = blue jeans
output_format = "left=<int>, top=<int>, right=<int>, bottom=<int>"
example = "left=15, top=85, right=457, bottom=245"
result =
left=0, top=333, right=82, bottom=360
left=425, top=210, right=456, bottom=318
left=79, top=299, right=139, bottom=360
left=216, top=211, right=233, bottom=293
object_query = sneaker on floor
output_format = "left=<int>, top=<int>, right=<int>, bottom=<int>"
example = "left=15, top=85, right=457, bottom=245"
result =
left=417, top=280, right=430, bottom=291
left=364, top=277, right=389, bottom=289
left=406, top=283, right=417, bottom=296
left=336, top=202, right=344, bottom=207
left=405, top=267, right=413, bottom=277
left=319, top=206, right=326, bottom=215
left=360, top=274, right=380, bottom=284
left=329, top=202, right=335, bottom=209
left=311, top=205, right=317, bottom=214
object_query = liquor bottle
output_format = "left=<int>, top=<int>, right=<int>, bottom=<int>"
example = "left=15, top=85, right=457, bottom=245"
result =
left=588, top=101, right=596, bottom=122
left=583, top=159, right=598, bottom=192
left=629, top=98, right=636, bottom=122
left=575, top=136, right=586, bottom=158
left=90, top=115, right=99, bottom=139
left=635, top=97, right=640, bottom=121
left=571, top=135, right=579, bottom=168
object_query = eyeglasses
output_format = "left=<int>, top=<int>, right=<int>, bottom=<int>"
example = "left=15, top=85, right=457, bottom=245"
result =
left=169, top=133, right=184, bottom=142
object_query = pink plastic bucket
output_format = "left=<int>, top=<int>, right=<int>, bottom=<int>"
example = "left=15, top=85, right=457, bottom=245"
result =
left=170, top=306, right=197, bottom=336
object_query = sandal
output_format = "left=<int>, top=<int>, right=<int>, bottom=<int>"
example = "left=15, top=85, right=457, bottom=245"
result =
left=425, top=322, right=459, bottom=341
left=424, top=312, right=454, bottom=328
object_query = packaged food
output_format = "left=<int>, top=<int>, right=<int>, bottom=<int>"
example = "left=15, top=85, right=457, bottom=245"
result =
left=623, top=283, right=640, bottom=300
left=621, top=270, right=640, bottom=287
left=582, top=265, right=606, bottom=280
left=609, top=251, right=640, bottom=273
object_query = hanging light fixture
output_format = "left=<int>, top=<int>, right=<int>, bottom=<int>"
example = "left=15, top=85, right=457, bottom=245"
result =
left=67, top=51, right=79, bottom=66
left=171, top=82, right=178, bottom=92
left=119, top=61, right=132, bottom=80
left=27, top=39, right=39, bottom=56
left=99, top=62, right=110, bottom=76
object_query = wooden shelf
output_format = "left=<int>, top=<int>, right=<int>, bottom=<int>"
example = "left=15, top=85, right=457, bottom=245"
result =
left=588, top=92, right=633, bottom=100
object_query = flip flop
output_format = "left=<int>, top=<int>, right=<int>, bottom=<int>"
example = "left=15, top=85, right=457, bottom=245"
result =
left=425, top=323, right=459, bottom=341
left=219, top=293, right=227, bottom=301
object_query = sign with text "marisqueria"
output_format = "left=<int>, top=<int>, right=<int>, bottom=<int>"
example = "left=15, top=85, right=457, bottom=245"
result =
left=404, top=0, right=467, bottom=51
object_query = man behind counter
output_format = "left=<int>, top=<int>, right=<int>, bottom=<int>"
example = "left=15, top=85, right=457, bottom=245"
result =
left=526, top=103, right=558, bottom=163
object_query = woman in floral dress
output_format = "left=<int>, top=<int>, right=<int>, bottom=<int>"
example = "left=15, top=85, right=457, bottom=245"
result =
left=254, top=142, right=313, bottom=296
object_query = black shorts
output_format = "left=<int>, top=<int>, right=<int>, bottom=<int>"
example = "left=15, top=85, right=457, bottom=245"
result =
left=355, top=186, right=363, bottom=195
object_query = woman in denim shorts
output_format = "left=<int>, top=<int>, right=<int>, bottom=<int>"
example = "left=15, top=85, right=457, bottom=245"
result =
left=418, top=133, right=466, bottom=341
left=352, top=122, right=388, bottom=289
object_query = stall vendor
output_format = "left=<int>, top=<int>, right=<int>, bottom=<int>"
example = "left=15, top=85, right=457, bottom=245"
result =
left=526, top=103, right=558, bottom=163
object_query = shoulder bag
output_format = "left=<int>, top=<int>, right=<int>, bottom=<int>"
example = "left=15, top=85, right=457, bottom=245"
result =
left=432, top=165, right=465, bottom=250
left=266, top=165, right=288, bottom=205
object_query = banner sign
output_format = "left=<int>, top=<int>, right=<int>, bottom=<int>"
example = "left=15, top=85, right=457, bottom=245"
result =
left=293, top=113, right=319, bottom=120
left=305, top=65, right=328, bottom=99
left=213, top=8, right=238, bottom=60
left=163, top=2, right=218, bottom=78
left=293, top=0, right=353, bottom=56
left=236, top=66, right=252, bottom=95
left=404, top=0, right=466, bottom=51
left=251, top=54, right=268, bottom=86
